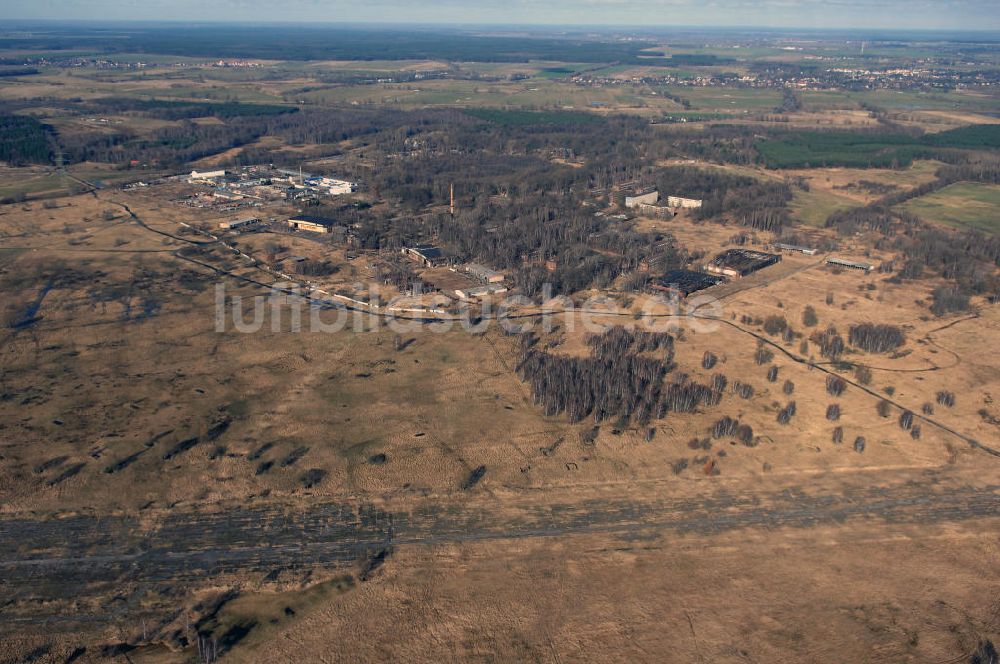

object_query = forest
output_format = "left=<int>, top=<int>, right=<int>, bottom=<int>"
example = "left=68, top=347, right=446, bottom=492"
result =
left=0, top=114, right=51, bottom=165
left=756, top=125, right=1000, bottom=169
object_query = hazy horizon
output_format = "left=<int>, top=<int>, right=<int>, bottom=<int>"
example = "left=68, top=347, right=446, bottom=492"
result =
left=0, top=0, right=997, bottom=32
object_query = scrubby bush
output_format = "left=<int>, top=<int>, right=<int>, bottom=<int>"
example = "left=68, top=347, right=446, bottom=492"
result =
left=763, top=315, right=788, bottom=336
left=755, top=345, right=774, bottom=365
left=937, top=391, right=956, bottom=408
left=812, top=326, right=845, bottom=360
left=877, top=399, right=892, bottom=418
left=733, top=382, right=754, bottom=399
left=688, top=437, right=711, bottom=450
left=711, top=416, right=740, bottom=438
left=930, top=285, right=970, bottom=316
left=776, top=401, right=796, bottom=425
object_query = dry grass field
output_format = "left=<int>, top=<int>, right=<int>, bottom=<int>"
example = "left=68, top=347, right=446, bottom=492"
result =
left=2, top=188, right=999, bottom=662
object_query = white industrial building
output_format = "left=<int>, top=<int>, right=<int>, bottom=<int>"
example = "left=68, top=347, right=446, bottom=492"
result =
left=189, top=169, right=227, bottom=183
left=665, top=195, right=703, bottom=209
left=625, top=191, right=659, bottom=208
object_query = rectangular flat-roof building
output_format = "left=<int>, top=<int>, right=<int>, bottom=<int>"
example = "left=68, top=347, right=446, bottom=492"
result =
left=189, top=169, right=227, bottom=182
left=704, top=249, right=781, bottom=279
left=826, top=257, right=873, bottom=273
left=455, top=284, right=509, bottom=300
left=665, top=195, right=703, bottom=209
left=403, top=245, right=446, bottom=267
left=219, top=217, right=260, bottom=230
left=464, top=263, right=505, bottom=284
left=288, top=215, right=337, bottom=234
left=773, top=242, right=818, bottom=256
left=625, top=191, right=659, bottom=208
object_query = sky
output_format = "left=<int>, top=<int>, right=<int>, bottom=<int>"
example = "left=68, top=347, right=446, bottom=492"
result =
left=0, top=0, right=998, bottom=31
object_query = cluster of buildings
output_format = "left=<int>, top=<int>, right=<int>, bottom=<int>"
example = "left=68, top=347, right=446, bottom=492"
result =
left=569, top=61, right=996, bottom=93
left=186, top=167, right=357, bottom=202
left=648, top=248, right=782, bottom=300
left=624, top=190, right=703, bottom=217
left=397, top=246, right=510, bottom=300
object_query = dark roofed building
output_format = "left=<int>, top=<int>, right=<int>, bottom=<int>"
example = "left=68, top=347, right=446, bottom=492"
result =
left=704, top=249, right=781, bottom=279
left=649, top=270, right=724, bottom=298
left=402, top=245, right=447, bottom=267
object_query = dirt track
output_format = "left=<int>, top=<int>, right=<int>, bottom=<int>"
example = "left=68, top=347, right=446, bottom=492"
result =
left=2, top=470, right=998, bottom=631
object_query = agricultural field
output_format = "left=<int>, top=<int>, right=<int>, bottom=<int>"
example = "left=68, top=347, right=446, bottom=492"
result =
left=898, top=182, right=1000, bottom=234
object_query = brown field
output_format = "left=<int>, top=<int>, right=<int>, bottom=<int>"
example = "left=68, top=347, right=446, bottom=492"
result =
left=2, top=184, right=999, bottom=662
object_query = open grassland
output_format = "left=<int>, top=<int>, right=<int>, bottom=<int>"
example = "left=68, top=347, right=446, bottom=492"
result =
left=2, top=190, right=1000, bottom=661
left=897, top=181, right=1000, bottom=235
left=789, top=186, right=859, bottom=226
left=293, top=77, right=682, bottom=111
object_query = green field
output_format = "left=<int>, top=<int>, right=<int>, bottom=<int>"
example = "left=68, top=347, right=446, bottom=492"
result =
left=757, top=125, right=1000, bottom=169
left=662, top=86, right=782, bottom=113
left=897, top=182, right=1000, bottom=235
left=789, top=187, right=859, bottom=227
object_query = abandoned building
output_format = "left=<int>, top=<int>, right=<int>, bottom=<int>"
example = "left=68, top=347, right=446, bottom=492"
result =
left=773, top=242, right=818, bottom=256
left=704, top=249, right=781, bottom=279
left=649, top=270, right=725, bottom=298
left=826, top=257, right=874, bottom=273
left=287, top=215, right=338, bottom=233
left=463, top=263, right=505, bottom=284
left=455, top=283, right=509, bottom=299
left=402, top=245, right=447, bottom=267
left=665, top=195, right=703, bottom=209
left=218, top=217, right=261, bottom=231
left=625, top=191, right=659, bottom=208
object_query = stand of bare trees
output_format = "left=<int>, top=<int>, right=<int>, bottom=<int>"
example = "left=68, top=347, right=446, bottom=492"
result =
left=516, top=327, right=723, bottom=426
left=849, top=323, right=905, bottom=353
